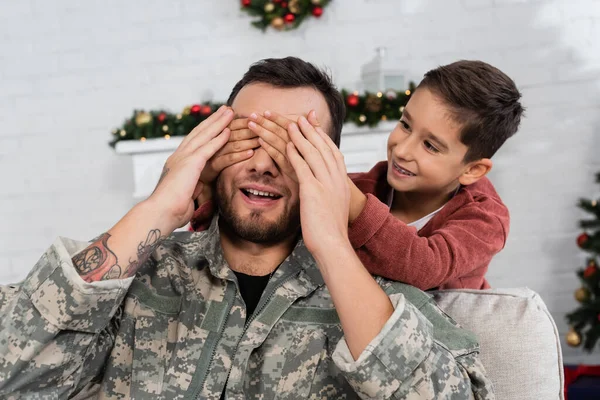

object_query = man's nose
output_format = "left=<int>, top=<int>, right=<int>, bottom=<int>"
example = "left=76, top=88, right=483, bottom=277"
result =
left=247, top=147, right=280, bottom=177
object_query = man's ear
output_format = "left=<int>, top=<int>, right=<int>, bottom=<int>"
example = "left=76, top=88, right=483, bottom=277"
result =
left=458, top=158, right=493, bottom=186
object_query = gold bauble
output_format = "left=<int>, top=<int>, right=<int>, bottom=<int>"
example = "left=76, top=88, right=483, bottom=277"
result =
left=289, top=3, right=301, bottom=13
left=566, top=328, right=581, bottom=347
left=365, top=94, right=383, bottom=113
left=575, top=287, right=590, bottom=302
left=264, top=3, right=275, bottom=12
left=271, top=17, right=285, bottom=30
left=135, top=111, right=152, bottom=126
left=183, top=106, right=191, bottom=116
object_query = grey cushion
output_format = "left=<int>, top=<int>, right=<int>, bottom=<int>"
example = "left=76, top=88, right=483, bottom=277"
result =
left=431, top=288, right=564, bottom=400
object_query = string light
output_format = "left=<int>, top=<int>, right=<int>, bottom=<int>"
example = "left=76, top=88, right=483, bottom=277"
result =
left=376, top=92, right=383, bottom=98
left=119, top=130, right=126, bottom=137
left=140, top=137, right=146, bottom=142
left=162, top=125, right=169, bottom=132
left=381, top=115, right=387, bottom=121
left=405, top=90, right=411, bottom=96
left=399, top=106, right=405, bottom=112
left=359, top=115, right=367, bottom=122
left=164, top=134, right=171, bottom=140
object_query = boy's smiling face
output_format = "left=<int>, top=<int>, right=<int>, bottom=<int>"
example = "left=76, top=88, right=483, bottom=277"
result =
left=386, top=87, right=490, bottom=197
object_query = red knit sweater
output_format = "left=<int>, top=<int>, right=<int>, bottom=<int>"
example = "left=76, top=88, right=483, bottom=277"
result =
left=189, top=161, right=509, bottom=290
left=349, top=161, right=509, bottom=290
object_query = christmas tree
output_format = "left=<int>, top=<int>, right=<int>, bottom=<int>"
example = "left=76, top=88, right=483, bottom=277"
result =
left=566, top=172, right=600, bottom=351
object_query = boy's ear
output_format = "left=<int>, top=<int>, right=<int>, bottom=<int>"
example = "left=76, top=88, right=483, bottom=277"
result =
left=458, top=158, right=493, bottom=186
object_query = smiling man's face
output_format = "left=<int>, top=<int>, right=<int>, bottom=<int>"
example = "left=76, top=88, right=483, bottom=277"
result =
left=215, top=83, right=331, bottom=244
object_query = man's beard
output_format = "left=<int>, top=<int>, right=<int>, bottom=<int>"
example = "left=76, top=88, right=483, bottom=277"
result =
left=215, top=176, right=300, bottom=244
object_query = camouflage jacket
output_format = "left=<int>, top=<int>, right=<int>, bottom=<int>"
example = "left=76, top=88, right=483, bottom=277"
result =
left=0, top=218, right=494, bottom=399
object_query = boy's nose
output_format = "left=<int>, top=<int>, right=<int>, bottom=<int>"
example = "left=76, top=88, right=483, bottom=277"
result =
left=392, top=138, right=415, bottom=162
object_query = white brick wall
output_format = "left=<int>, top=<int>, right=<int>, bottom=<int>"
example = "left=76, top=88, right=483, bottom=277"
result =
left=1, top=0, right=599, bottom=363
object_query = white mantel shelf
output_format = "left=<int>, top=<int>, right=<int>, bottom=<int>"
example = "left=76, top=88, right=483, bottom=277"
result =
left=115, top=121, right=397, bottom=200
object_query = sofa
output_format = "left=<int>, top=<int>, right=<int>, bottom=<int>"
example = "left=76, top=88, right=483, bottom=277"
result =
left=433, top=288, right=564, bottom=400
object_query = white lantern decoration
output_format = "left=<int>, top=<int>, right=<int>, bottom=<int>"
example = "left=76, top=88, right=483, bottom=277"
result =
left=360, top=47, right=405, bottom=92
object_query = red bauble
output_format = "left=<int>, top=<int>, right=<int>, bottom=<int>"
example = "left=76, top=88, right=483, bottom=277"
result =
left=347, top=94, right=360, bottom=107
left=157, top=112, right=167, bottom=123
left=200, top=105, right=212, bottom=116
left=284, top=13, right=295, bottom=23
left=312, top=6, right=323, bottom=17
left=242, top=0, right=251, bottom=7
left=282, top=2, right=288, bottom=8
left=190, top=104, right=202, bottom=115
left=577, top=233, right=589, bottom=248
left=584, top=264, right=597, bottom=278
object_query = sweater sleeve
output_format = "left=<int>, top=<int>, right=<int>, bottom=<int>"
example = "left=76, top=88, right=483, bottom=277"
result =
left=189, top=199, right=216, bottom=232
left=348, top=193, right=507, bottom=290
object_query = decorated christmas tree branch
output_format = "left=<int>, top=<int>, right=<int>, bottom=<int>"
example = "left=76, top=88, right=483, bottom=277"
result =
left=567, top=194, right=600, bottom=352
left=109, top=84, right=414, bottom=147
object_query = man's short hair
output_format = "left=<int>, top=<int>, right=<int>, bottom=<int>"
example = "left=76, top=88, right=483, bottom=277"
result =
left=227, top=57, right=346, bottom=148
left=418, top=60, right=525, bottom=163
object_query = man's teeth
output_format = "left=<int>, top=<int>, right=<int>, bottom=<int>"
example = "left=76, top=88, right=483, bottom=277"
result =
left=246, top=188, right=278, bottom=197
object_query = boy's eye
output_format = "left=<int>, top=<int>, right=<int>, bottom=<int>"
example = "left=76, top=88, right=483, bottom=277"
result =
left=399, top=120, right=410, bottom=130
left=424, top=141, right=440, bottom=153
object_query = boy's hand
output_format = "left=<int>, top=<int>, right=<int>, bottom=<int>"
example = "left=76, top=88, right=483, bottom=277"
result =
left=307, top=110, right=367, bottom=224
left=286, top=115, right=350, bottom=257
left=200, top=118, right=259, bottom=184
left=248, top=111, right=298, bottom=182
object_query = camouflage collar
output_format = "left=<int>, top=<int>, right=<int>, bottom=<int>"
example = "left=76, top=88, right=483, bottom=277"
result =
left=199, top=216, right=325, bottom=291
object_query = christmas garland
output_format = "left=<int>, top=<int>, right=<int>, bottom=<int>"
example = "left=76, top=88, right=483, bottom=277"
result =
left=240, top=0, right=331, bottom=31
left=109, top=83, right=414, bottom=148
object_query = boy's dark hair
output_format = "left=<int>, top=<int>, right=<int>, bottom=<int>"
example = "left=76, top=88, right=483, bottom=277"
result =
left=227, top=57, right=345, bottom=147
left=418, top=60, right=524, bottom=163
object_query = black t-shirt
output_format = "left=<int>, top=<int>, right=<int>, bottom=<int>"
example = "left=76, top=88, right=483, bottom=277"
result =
left=233, top=270, right=272, bottom=320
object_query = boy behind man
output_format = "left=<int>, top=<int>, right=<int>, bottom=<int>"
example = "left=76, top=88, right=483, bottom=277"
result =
left=194, top=60, right=525, bottom=291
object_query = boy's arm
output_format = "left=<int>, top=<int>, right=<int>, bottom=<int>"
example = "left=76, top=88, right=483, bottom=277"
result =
left=288, top=118, right=493, bottom=399
left=349, top=183, right=508, bottom=290
left=190, top=185, right=216, bottom=232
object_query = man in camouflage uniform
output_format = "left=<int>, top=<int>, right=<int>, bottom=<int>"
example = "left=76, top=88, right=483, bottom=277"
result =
left=0, top=57, right=494, bottom=399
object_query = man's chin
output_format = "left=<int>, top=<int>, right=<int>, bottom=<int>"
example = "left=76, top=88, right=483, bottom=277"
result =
left=221, top=209, right=299, bottom=244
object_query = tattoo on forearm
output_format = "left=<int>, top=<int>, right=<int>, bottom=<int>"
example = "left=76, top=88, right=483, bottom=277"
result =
left=73, top=233, right=118, bottom=278
left=123, top=229, right=162, bottom=276
left=72, top=230, right=163, bottom=282
left=152, top=167, right=170, bottom=194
